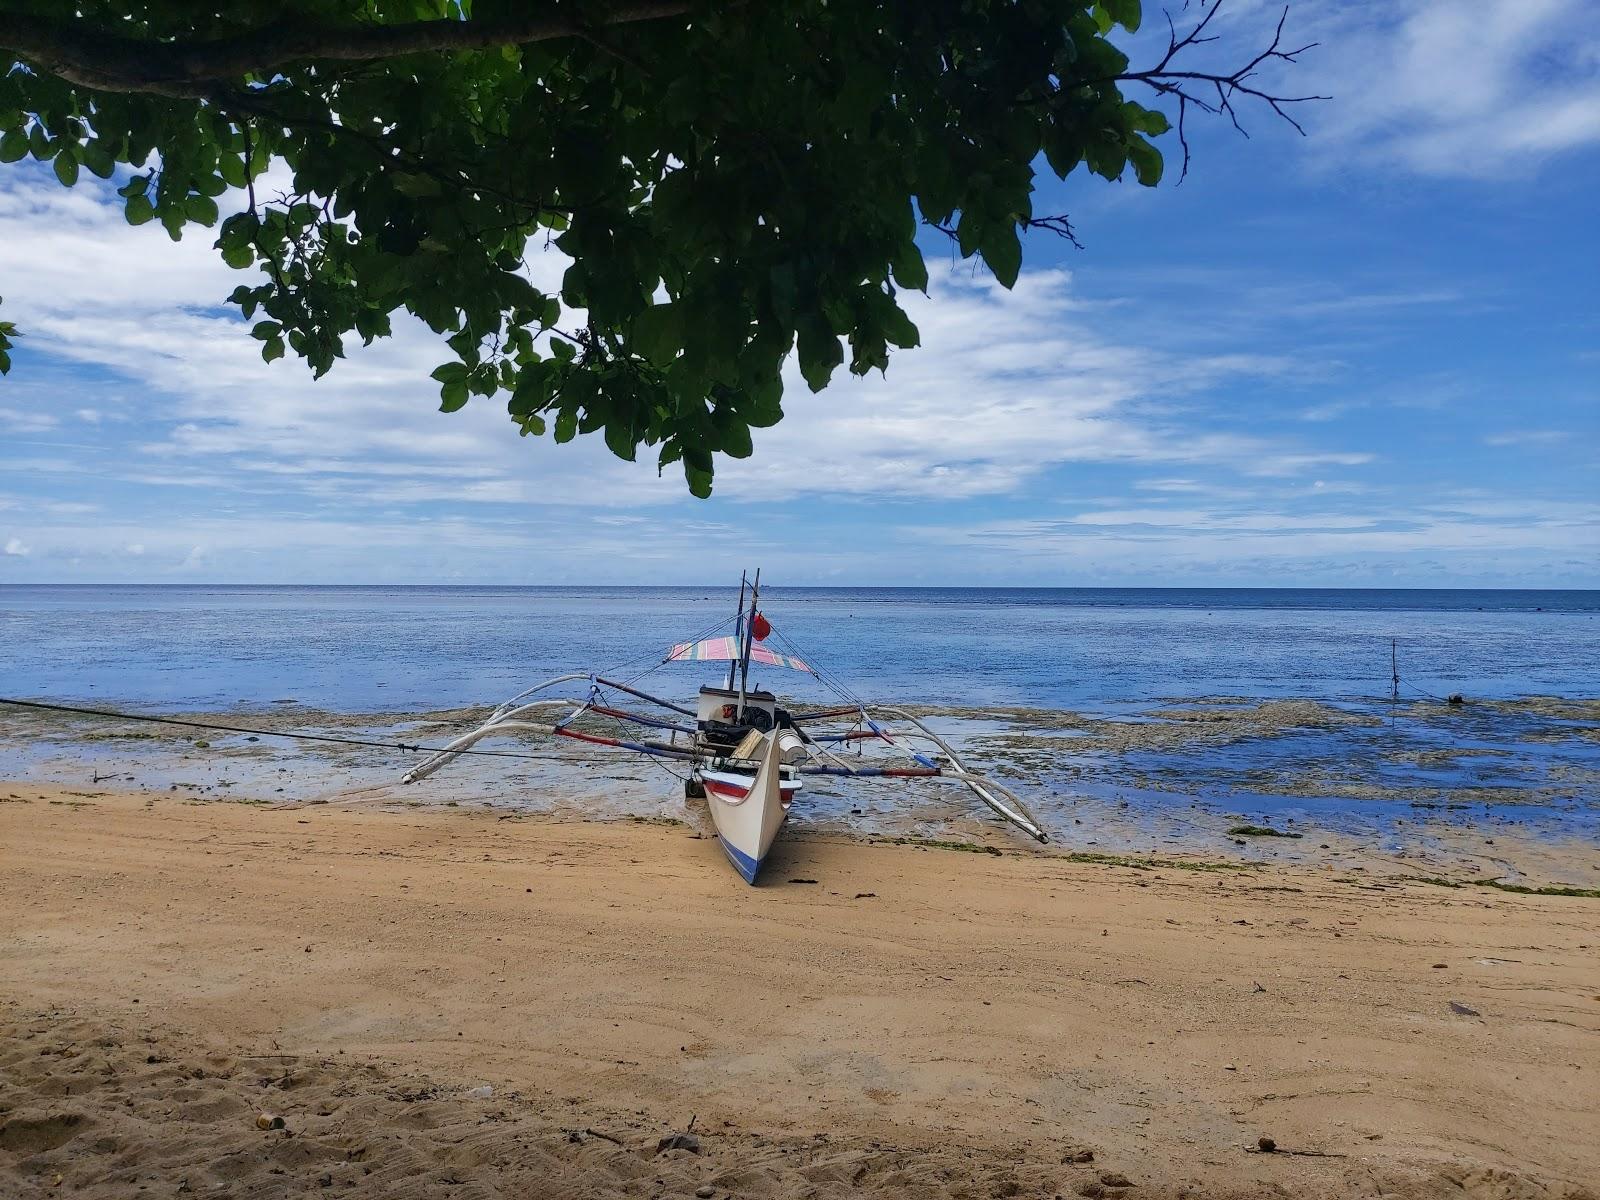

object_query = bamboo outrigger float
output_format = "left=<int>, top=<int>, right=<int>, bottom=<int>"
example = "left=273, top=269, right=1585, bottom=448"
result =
left=401, top=571, right=1047, bottom=883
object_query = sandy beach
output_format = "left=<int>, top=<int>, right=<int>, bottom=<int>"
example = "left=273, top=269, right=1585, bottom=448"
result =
left=2, top=784, right=1596, bottom=1199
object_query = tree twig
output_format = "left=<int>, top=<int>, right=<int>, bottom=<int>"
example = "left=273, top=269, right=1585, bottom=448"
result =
left=1107, top=2, right=1329, bottom=180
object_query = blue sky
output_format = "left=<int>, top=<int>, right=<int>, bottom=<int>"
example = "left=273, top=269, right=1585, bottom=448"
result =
left=1, top=0, right=1596, bottom=587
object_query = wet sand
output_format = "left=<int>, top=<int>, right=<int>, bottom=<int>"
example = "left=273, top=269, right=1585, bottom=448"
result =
left=2, top=784, right=1597, bottom=1199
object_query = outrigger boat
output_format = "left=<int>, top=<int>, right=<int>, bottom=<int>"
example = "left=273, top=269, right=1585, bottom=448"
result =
left=401, top=572, right=1047, bottom=884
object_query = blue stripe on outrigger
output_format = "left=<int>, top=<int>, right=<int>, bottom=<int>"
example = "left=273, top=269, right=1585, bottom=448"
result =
left=865, top=717, right=939, bottom=769
left=718, top=835, right=762, bottom=885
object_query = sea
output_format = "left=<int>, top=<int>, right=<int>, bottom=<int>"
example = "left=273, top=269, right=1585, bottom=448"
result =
left=3, top=585, right=1597, bottom=873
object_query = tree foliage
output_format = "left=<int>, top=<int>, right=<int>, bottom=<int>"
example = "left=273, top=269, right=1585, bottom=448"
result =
left=0, top=1, right=1315, bottom=495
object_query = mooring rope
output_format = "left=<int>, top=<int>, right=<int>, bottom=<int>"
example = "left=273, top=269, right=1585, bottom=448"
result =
left=0, top=697, right=554, bottom=762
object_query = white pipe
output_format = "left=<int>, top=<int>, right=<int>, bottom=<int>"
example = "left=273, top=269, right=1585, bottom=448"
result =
left=400, top=719, right=560, bottom=784
left=488, top=673, right=593, bottom=720
left=868, top=706, right=1048, bottom=842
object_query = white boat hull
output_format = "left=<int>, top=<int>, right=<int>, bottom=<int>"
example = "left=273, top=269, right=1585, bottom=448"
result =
left=697, top=733, right=799, bottom=884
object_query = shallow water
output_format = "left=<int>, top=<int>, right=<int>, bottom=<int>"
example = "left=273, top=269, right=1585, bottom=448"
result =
left=2, top=585, right=1596, bottom=878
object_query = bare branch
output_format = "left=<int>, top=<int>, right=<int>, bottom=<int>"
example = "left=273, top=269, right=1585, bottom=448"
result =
left=0, top=3, right=693, bottom=98
left=924, top=213, right=1083, bottom=252
left=1107, top=2, right=1327, bottom=181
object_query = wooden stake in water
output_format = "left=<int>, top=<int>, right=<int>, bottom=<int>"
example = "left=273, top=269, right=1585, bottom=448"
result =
left=1391, top=639, right=1400, bottom=703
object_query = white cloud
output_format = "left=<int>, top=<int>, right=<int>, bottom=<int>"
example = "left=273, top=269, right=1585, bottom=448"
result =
left=1301, top=0, right=1600, bottom=177
left=912, top=494, right=1600, bottom=583
left=3, top=537, right=29, bottom=556
left=1484, top=430, right=1571, bottom=447
left=0, top=404, right=58, bottom=433
left=715, top=269, right=1362, bottom=500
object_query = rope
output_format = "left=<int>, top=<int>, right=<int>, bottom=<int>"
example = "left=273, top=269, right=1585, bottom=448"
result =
left=609, top=610, right=741, bottom=688
left=768, top=627, right=864, bottom=708
left=0, top=697, right=553, bottom=763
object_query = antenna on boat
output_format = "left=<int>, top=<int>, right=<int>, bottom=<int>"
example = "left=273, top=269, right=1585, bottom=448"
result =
left=727, top=571, right=749, bottom=692
left=738, top=568, right=760, bottom=716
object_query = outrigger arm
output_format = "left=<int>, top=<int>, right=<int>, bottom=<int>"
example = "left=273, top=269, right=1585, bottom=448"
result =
left=865, top=706, right=1048, bottom=843
left=401, top=672, right=696, bottom=785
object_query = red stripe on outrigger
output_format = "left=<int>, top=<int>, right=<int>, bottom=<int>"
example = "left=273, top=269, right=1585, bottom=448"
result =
left=554, top=727, right=693, bottom=758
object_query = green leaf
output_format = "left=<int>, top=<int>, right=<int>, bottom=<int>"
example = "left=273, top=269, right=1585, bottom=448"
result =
left=631, top=303, right=681, bottom=365
left=250, top=321, right=281, bottom=341
left=685, top=464, right=713, bottom=499
left=81, top=142, right=115, bottom=178
left=796, top=320, right=843, bottom=393
left=1124, top=102, right=1171, bottom=137
left=983, top=225, right=1023, bottom=289
left=891, top=243, right=928, bottom=292
left=262, top=336, right=285, bottom=363
left=392, top=173, right=443, bottom=198
left=1086, top=139, right=1126, bottom=181
left=468, top=364, right=498, bottom=396
left=439, top=378, right=469, bottom=412
left=1102, top=0, right=1142, bottom=32
left=0, top=129, right=27, bottom=163
left=553, top=408, right=578, bottom=444
left=124, top=194, right=155, bottom=225
left=603, top=418, right=637, bottom=461
left=430, top=362, right=469, bottom=384
left=218, top=153, right=248, bottom=188
left=185, top=194, right=219, bottom=226
left=1127, top=138, right=1164, bottom=187
left=719, top=417, right=753, bottom=459
left=53, top=152, right=78, bottom=186
left=220, top=241, right=254, bottom=269
left=881, top=304, right=920, bottom=349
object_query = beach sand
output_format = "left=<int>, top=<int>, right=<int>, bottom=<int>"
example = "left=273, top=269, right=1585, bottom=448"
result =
left=2, top=785, right=1596, bottom=1199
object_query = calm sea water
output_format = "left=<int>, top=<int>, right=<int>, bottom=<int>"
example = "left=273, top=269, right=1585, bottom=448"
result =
left=3, top=586, right=1596, bottom=869
left=3, top=584, right=1597, bottom=711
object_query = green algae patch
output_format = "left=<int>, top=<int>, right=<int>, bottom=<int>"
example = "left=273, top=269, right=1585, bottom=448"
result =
left=1228, top=824, right=1303, bottom=839
left=872, top=835, right=1004, bottom=856
left=1057, top=850, right=1257, bottom=873
left=1415, top=877, right=1600, bottom=900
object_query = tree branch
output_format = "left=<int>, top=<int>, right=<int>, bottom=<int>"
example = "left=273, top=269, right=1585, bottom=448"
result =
left=925, top=213, right=1083, bottom=252
left=1110, top=3, right=1328, bottom=181
left=0, top=3, right=694, bottom=98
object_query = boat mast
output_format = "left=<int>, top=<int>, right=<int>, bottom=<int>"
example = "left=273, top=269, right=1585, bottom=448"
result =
left=738, top=568, right=760, bottom=716
left=726, top=571, right=748, bottom=691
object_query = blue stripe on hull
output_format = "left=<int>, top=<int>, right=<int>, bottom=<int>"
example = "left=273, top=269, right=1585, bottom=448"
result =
left=718, top=835, right=763, bottom=885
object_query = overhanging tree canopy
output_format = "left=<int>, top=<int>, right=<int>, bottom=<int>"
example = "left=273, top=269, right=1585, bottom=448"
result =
left=0, top=1, right=1316, bottom=495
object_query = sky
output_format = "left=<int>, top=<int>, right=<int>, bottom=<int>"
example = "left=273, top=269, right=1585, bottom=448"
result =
left=1, top=0, right=1597, bottom=587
